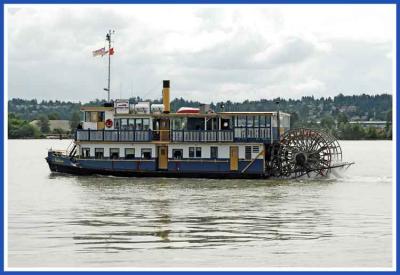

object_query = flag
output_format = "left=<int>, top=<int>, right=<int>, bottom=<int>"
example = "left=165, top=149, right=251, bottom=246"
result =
left=92, top=47, right=106, bottom=57
left=109, top=48, right=115, bottom=55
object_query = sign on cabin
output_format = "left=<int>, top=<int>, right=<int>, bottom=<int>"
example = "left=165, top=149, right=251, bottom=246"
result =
left=115, top=99, right=130, bottom=114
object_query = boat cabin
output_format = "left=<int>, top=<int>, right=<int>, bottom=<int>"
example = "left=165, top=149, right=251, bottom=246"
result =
left=72, top=81, right=289, bottom=177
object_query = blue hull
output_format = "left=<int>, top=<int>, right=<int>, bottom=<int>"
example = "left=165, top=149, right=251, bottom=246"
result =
left=46, top=151, right=267, bottom=179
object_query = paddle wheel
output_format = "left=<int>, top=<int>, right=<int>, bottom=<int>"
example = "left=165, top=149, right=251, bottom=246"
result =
left=270, top=128, right=351, bottom=178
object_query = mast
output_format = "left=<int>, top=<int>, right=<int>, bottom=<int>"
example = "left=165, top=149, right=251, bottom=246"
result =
left=105, top=30, right=114, bottom=102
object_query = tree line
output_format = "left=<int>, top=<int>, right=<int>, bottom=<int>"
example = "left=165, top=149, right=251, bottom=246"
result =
left=8, top=93, right=392, bottom=139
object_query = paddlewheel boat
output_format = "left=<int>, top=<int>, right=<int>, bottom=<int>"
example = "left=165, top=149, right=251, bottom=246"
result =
left=46, top=80, right=353, bottom=179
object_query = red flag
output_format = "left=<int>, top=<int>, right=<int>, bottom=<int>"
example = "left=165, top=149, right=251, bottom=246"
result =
left=109, top=48, right=115, bottom=55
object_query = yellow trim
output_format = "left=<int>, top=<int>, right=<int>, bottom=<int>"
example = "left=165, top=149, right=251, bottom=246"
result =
left=158, top=145, right=168, bottom=169
left=230, top=146, right=239, bottom=171
left=162, top=87, right=170, bottom=113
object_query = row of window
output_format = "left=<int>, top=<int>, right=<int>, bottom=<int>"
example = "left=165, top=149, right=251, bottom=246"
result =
left=81, top=145, right=259, bottom=160
left=234, top=116, right=271, bottom=128
left=171, top=147, right=221, bottom=159
left=81, top=148, right=152, bottom=159
left=80, top=147, right=219, bottom=160
left=114, top=118, right=151, bottom=130
left=113, top=116, right=272, bottom=130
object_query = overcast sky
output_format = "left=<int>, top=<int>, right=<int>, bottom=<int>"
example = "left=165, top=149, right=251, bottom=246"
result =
left=6, top=4, right=395, bottom=103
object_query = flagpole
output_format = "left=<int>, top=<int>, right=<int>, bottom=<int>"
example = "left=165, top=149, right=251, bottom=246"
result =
left=106, top=30, right=112, bottom=102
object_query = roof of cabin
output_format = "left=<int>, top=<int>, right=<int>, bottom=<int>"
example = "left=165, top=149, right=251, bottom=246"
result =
left=218, top=111, right=290, bottom=116
left=80, top=106, right=114, bottom=111
left=80, top=106, right=290, bottom=117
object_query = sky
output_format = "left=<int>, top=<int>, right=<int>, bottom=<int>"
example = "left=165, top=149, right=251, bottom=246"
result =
left=6, top=4, right=395, bottom=103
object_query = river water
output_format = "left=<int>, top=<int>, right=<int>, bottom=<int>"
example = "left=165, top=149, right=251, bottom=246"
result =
left=7, top=140, right=393, bottom=269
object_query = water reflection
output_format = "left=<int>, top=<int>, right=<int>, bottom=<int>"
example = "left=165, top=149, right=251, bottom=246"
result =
left=61, top=176, right=335, bottom=252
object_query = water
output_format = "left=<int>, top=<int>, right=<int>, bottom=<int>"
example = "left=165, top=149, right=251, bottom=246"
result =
left=7, top=140, right=393, bottom=268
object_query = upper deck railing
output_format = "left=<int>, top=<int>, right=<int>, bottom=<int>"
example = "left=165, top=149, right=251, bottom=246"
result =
left=76, top=129, right=152, bottom=142
left=171, top=130, right=233, bottom=142
left=75, top=129, right=272, bottom=143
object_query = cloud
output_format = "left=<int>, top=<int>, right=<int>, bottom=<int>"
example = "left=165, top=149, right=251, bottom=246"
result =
left=6, top=4, right=394, bottom=103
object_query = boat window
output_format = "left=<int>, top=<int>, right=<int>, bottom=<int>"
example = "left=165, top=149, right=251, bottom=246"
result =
left=259, top=116, right=266, bottom=127
left=141, top=148, right=152, bottom=159
left=114, top=119, right=120, bottom=129
left=95, top=148, right=104, bottom=159
left=266, top=116, right=271, bottom=127
left=172, top=118, right=186, bottom=130
left=135, top=118, right=143, bottom=130
left=207, top=118, right=218, bottom=130
left=98, top=112, right=105, bottom=122
left=81, top=147, right=90, bottom=158
left=121, top=119, right=128, bottom=130
left=247, top=116, right=254, bottom=127
left=125, top=148, right=135, bottom=159
left=187, top=118, right=204, bottom=130
left=110, top=148, right=120, bottom=159
left=172, top=149, right=183, bottom=159
left=245, top=146, right=252, bottom=160
left=254, top=116, right=259, bottom=128
left=210, top=146, right=218, bottom=159
left=237, top=116, right=246, bottom=127
left=84, top=112, right=97, bottom=122
left=189, top=147, right=195, bottom=158
left=196, top=147, right=202, bottom=158
left=128, top=119, right=135, bottom=130
left=253, top=146, right=260, bottom=153
left=189, top=147, right=202, bottom=158
left=90, top=112, right=98, bottom=122
left=143, top=118, right=150, bottom=130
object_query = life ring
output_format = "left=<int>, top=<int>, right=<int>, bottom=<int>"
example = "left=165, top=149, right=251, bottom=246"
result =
left=105, top=119, right=113, bottom=128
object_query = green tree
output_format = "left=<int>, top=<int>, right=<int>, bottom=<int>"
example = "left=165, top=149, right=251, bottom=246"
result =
left=366, top=127, right=378, bottom=139
left=48, top=112, right=60, bottom=120
left=337, top=113, right=349, bottom=125
left=69, top=111, right=81, bottom=130
left=290, top=112, right=299, bottom=128
left=53, top=128, right=65, bottom=135
left=320, top=116, right=335, bottom=130
left=38, top=115, right=50, bottom=133
left=8, top=113, right=40, bottom=138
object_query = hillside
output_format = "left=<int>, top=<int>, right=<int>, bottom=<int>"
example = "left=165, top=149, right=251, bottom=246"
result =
left=8, top=93, right=392, bottom=140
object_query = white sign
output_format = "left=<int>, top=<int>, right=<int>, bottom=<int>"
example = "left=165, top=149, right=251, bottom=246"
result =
left=115, top=99, right=129, bottom=114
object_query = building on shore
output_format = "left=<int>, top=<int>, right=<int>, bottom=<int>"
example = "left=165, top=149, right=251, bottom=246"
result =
left=349, top=120, right=390, bottom=129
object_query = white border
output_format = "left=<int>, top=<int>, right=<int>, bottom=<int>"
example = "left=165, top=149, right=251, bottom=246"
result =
left=3, top=3, right=397, bottom=272
left=4, top=3, right=9, bottom=271
left=391, top=3, right=397, bottom=270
